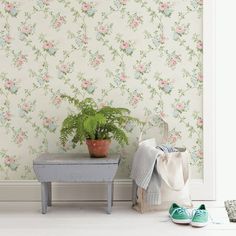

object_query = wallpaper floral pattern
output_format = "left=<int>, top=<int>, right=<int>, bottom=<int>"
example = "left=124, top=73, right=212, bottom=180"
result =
left=0, top=0, right=203, bottom=180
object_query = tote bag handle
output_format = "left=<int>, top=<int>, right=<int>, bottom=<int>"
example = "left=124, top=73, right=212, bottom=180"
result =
left=138, top=117, right=169, bottom=143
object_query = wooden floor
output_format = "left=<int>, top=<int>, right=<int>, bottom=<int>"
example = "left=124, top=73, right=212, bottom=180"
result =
left=0, top=201, right=235, bottom=236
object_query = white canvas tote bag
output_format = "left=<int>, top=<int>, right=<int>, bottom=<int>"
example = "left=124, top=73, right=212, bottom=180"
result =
left=133, top=117, right=192, bottom=212
left=156, top=148, right=192, bottom=210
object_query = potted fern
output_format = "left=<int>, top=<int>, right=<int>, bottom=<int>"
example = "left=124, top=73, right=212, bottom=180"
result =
left=60, top=95, right=141, bottom=157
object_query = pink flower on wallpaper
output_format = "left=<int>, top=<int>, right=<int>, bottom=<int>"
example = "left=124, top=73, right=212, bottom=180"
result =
left=131, top=96, right=140, bottom=105
left=43, top=41, right=54, bottom=50
left=4, top=79, right=18, bottom=94
left=43, top=117, right=52, bottom=127
left=81, top=2, right=95, bottom=17
left=93, top=58, right=101, bottom=66
left=197, top=40, right=203, bottom=50
left=52, top=96, right=62, bottom=106
left=197, top=150, right=203, bottom=158
left=197, top=74, right=203, bottom=82
left=4, top=111, right=12, bottom=121
left=43, top=40, right=56, bottom=55
left=159, top=34, right=167, bottom=44
left=136, top=64, right=146, bottom=73
left=119, top=73, right=127, bottom=82
left=43, top=117, right=57, bottom=132
left=4, top=2, right=17, bottom=16
left=53, top=16, right=66, bottom=29
left=59, top=64, right=70, bottom=74
left=168, top=54, right=181, bottom=69
left=129, top=16, right=142, bottom=30
left=130, top=19, right=139, bottom=29
left=169, top=58, right=177, bottom=67
left=90, top=54, right=104, bottom=67
left=4, top=156, right=16, bottom=166
left=5, top=79, right=15, bottom=89
left=158, top=79, right=173, bottom=94
left=176, top=103, right=185, bottom=111
left=5, top=3, right=14, bottom=11
left=159, top=2, right=170, bottom=11
left=197, top=117, right=203, bottom=127
left=41, top=0, right=51, bottom=5
left=21, top=26, right=32, bottom=35
left=54, top=20, right=61, bottom=29
left=168, top=131, right=181, bottom=144
left=134, top=63, right=149, bottom=79
left=15, top=130, right=27, bottom=144
left=120, top=41, right=130, bottom=50
left=82, top=2, right=92, bottom=12
left=175, top=26, right=185, bottom=35
left=159, top=80, right=167, bottom=88
left=158, top=1, right=173, bottom=17
left=81, top=80, right=91, bottom=89
left=120, top=40, right=133, bottom=55
left=19, top=102, right=33, bottom=117
left=4, top=155, right=18, bottom=170
left=197, top=0, right=203, bottom=5
left=98, top=25, right=108, bottom=35
left=119, top=0, right=128, bottom=5
left=21, top=103, right=31, bottom=112
left=4, top=35, right=12, bottom=44
left=42, top=74, right=50, bottom=82
left=82, top=34, right=88, bottom=45
left=81, top=79, right=95, bottom=94
left=15, top=54, right=27, bottom=67
left=129, top=92, right=143, bottom=106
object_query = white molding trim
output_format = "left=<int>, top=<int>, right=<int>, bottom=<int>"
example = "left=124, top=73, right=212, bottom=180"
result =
left=202, top=0, right=216, bottom=200
left=0, top=179, right=211, bottom=202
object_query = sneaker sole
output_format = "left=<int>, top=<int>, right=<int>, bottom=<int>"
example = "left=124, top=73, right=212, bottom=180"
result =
left=169, top=214, right=191, bottom=224
left=190, top=221, right=208, bottom=227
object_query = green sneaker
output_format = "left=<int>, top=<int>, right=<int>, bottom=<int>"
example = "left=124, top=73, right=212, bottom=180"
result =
left=191, top=204, right=208, bottom=227
left=169, top=203, right=191, bottom=224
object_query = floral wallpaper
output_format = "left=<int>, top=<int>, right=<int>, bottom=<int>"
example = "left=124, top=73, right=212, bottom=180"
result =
left=0, top=0, right=203, bottom=180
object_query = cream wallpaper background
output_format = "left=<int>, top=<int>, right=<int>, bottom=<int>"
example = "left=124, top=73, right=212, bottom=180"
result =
left=0, top=0, right=203, bottom=180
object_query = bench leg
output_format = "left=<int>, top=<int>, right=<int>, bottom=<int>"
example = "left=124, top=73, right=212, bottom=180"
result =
left=107, top=182, right=112, bottom=214
left=132, top=180, right=138, bottom=206
left=41, top=182, right=48, bottom=214
left=111, top=182, right=114, bottom=207
left=47, top=182, right=52, bottom=207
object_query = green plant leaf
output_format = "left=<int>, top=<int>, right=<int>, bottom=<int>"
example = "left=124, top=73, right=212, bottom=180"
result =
left=60, top=96, right=142, bottom=148
left=60, top=114, right=77, bottom=146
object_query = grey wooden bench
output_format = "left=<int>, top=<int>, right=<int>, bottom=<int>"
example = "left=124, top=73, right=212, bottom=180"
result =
left=33, top=153, right=120, bottom=214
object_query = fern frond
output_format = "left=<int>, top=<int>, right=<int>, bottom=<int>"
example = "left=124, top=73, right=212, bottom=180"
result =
left=103, top=123, right=128, bottom=145
left=60, top=114, right=77, bottom=146
left=61, top=94, right=81, bottom=108
left=83, top=114, right=106, bottom=139
left=99, top=106, right=130, bottom=115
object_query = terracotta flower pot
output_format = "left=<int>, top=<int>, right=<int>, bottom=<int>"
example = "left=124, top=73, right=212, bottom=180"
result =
left=86, top=139, right=111, bottom=158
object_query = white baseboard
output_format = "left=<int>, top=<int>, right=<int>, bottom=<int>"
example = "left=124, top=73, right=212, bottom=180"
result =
left=0, top=179, right=213, bottom=202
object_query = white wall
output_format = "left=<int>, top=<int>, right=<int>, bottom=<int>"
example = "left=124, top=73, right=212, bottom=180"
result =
left=216, top=0, right=236, bottom=200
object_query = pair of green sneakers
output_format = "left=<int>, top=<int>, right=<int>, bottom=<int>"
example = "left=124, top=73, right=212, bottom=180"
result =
left=169, top=203, right=208, bottom=227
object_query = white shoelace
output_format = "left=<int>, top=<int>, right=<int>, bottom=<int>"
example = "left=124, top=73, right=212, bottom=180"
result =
left=170, top=207, right=191, bottom=218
